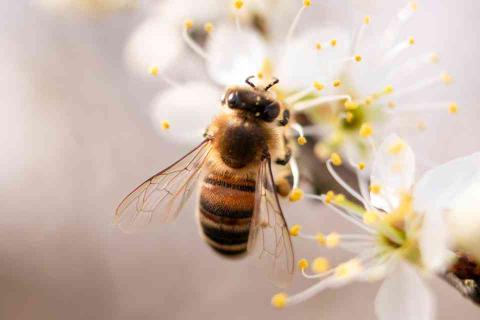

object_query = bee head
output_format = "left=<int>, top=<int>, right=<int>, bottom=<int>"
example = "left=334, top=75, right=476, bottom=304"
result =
left=221, top=77, right=281, bottom=122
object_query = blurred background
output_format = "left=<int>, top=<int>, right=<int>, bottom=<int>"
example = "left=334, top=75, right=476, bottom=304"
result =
left=1, top=0, right=479, bottom=319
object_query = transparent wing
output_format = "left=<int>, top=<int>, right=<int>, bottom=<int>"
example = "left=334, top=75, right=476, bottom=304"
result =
left=248, top=155, right=294, bottom=288
left=115, top=139, right=212, bottom=232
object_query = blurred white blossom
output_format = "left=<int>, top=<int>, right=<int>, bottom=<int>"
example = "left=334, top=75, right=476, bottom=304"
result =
left=35, top=0, right=136, bottom=15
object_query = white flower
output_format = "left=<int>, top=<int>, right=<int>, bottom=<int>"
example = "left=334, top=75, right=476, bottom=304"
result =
left=271, top=134, right=479, bottom=319
left=35, top=0, right=135, bottom=15
left=414, top=152, right=480, bottom=263
left=303, top=2, right=460, bottom=169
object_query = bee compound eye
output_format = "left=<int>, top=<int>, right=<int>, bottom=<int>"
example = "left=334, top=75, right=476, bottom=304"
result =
left=262, top=102, right=280, bottom=122
left=227, top=91, right=241, bottom=109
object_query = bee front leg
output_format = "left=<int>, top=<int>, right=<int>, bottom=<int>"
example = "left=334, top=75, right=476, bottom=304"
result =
left=277, top=109, right=290, bottom=126
left=275, top=146, right=291, bottom=166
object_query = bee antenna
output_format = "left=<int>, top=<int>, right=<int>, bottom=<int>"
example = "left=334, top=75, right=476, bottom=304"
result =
left=245, top=76, right=256, bottom=88
left=264, top=78, right=279, bottom=91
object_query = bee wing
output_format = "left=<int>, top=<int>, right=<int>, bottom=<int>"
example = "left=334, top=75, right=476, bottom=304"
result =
left=247, top=155, right=294, bottom=288
left=115, top=139, right=213, bottom=232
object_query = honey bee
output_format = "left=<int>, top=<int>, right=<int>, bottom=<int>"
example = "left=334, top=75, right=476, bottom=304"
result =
left=115, top=76, right=294, bottom=287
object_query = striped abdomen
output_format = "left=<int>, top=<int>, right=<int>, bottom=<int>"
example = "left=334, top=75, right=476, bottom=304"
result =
left=198, top=173, right=256, bottom=256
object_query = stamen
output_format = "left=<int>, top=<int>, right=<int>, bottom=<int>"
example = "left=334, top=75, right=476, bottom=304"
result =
left=330, top=152, right=343, bottom=166
left=359, top=123, right=373, bottom=138
left=286, top=1, right=311, bottom=43
left=384, top=2, right=418, bottom=47
left=182, top=20, right=208, bottom=59
left=291, top=123, right=307, bottom=145
left=289, top=188, right=304, bottom=202
left=289, top=157, right=301, bottom=189
left=289, top=224, right=302, bottom=236
left=203, top=22, right=214, bottom=34
left=148, top=66, right=180, bottom=87
left=326, top=160, right=371, bottom=209
left=312, top=257, right=330, bottom=273
left=448, top=102, right=459, bottom=114
left=390, top=74, right=452, bottom=99
left=161, top=120, right=171, bottom=130
left=385, top=53, right=440, bottom=81
left=285, top=87, right=314, bottom=104
left=351, top=16, right=371, bottom=55
left=382, top=36, right=415, bottom=64
left=297, top=258, right=310, bottom=271
left=293, top=95, right=352, bottom=112
left=325, top=232, right=341, bottom=248
left=271, top=293, right=288, bottom=309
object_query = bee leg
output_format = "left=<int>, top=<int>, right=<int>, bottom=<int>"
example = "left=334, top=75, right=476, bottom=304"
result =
left=275, top=146, right=291, bottom=166
left=275, top=170, right=293, bottom=197
left=277, top=109, right=290, bottom=126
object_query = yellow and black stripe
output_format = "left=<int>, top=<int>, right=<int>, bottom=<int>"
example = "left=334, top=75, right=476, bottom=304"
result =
left=198, top=173, right=256, bottom=256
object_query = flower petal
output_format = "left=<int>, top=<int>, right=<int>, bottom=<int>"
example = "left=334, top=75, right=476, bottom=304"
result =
left=206, top=24, right=267, bottom=86
left=370, top=134, right=415, bottom=211
left=276, top=27, right=350, bottom=90
left=419, top=207, right=451, bottom=272
left=413, top=152, right=480, bottom=213
left=150, top=83, right=222, bottom=145
left=375, top=262, right=435, bottom=320
left=125, top=15, right=182, bottom=77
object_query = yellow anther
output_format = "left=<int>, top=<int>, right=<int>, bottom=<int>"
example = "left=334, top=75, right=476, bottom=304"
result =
left=257, top=72, right=264, bottom=79
left=297, top=258, right=309, bottom=271
left=383, top=85, right=394, bottom=94
left=409, top=1, right=418, bottom=11
left=233, top=0, right=244, bottom=10
left=387, top=101, right=396, bottom=109
left=354, top=55, right=362, bottom=62
left=359, top=123, right=373, bottom=138
left=313, top=81, right=324, bottom=91
left=297, top=136, right=307, bottom=145
left=315, top=42, right=322, bottom=50
left=357, top=162, right=366, bottom=171
left=430, top=53, right=439, bottom=64
left=330, top=152, right=342, bottom=166
left=408, top=36, right=415, bottom=46
left=289, top=188, right=304, bottom=202
left=314, top=232, right=326, bottom=245
left=344, top=100, right=358, bottom=110
left=369, top=184, right=381, bottom=194
left=149, top=65, right=159, bottom=76
left=363, top=15, right=371, bottom=24
left=204, top=22, right=214, bottom=33
left=325, top=190, right=335, bottom=204
left=363, top=210, right=380, bottom=225
left=333, top=79, right=341, bottom=87
left=161, top=120, right=170, bottom=130
left=330, top=39, right=337, bottom=47
left=312, top=257, right=330, bottom=273
left=345, top=112, right=354, bottom=123
left=448, top=102, right=458, bottom=114
left=388, top=139, right=406, bottom=155
left=271, top=293, right=288, bottom=309
left=335, top=259, right=362, bottom=278
left=303, top=0, right=311, bottom=7
left=289, top=224, right=302, bottom=237
left=333, top=193, right=346, bottom=204
left=365, top=96, right=374, bottom=106
left=325, top=232, right=341, bottom=248
left=183, top=19, right=194, bottom=30
left=416, top=121, right=427, bottom=131
left=441, top=72, right=453, bottom=85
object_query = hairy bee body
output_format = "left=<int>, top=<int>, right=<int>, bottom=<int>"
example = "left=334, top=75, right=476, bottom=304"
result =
left=197, top=111, right=276, bottom=256
left=198, top=173, right=256, bottom=256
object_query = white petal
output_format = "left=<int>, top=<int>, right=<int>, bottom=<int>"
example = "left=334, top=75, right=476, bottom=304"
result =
left=162, top=0, right=224, bottom=23
left=375, top=262, right=435, bottom=320
left=370, top=134, right=415, bottom=211
left=413, top=152, right=480, bottom=213
left=448, top=175, right=480, bottom=262
left=206, top=24, right=267, bottom=86
left=150, top=83, right=222, bottom=145
left=276, top=27, right=350, bottom=90
left=125, top=16, right=182, bottom=77
left=419, top=208, right=450, bottom=272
